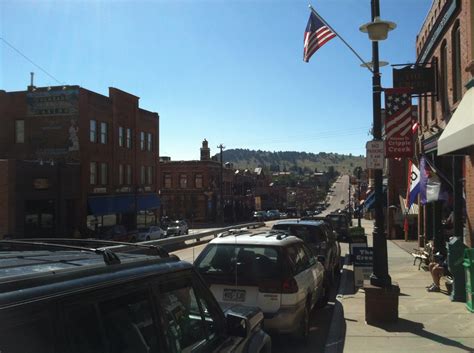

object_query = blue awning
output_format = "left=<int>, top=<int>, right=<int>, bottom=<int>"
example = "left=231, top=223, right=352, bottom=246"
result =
left=114, top=195, right=135, bottom=213
left=88, top=194, right=160, bottom=216
left=88, top=196, right=119, bottom=216
left=137, top=194, right=161, bottom=211
left=362, top=188, right=387, bottom=212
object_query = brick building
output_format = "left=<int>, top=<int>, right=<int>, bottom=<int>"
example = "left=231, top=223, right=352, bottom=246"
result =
left=0, top=85, right=160, bottom=238
left=415, top=0, right=473, bottom=248
left=159, top=140, right=236, bottom=223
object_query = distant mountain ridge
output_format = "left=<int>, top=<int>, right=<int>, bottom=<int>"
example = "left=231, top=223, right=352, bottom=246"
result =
left=215, top=149, right=365, bottom=174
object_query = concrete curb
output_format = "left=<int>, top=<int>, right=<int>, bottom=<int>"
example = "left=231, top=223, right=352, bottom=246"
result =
left=324, top=254, right=352, bottom=353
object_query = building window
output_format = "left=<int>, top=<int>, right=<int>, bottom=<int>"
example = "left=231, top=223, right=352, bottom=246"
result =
left=195, top=174, right=203, bottom=188
left=180, top=174, right=187, bottom=189
left=452, top=22, right=462, bottom=103
left=440, top=41, right=449, bottom=115
left=15, top=120, right=24, bottom=143
left=164, top=173, right=172, bottom=188
left=126, top=128, right=132, bottom=149
left=90, top=120, right=97, bottom=142
left=100, top=163, right=108, bottom=185
left=119, top=164, right=124, bottom=185
left=147, top=166, right=153, bottom=185
left=100, top=122, right=108, bottom=144
left=90, top=162, right=97, bottom=185
left=140, top=165, right=145, bottom=184
left=126, top=165, right=132, bottom=185
left=140, top=131, right=145, bottom=151
left=147, top=133, right=152, bottom=152
left=118, top=127, right=124, bottom=147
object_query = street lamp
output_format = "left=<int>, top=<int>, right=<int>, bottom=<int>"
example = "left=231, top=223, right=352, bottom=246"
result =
left=359, top=0, right=396, bottom=289
left=359, top=16, right=396, bottom=41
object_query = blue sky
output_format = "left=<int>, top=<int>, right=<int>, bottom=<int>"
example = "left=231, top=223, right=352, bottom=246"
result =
left=1, top=0, right=431, bottom=160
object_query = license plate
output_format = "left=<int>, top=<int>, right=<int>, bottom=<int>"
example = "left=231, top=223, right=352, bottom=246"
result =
left=223, top=289, right=246, bottom=302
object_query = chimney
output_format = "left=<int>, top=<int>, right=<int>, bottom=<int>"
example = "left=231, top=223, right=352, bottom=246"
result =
left=28, top=72, right=36, bottom=91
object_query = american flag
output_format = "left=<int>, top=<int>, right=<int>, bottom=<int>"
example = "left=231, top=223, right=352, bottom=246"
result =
left=384, top=88, right=413, bottom=139
left=303, top=12, right=336, bottom=62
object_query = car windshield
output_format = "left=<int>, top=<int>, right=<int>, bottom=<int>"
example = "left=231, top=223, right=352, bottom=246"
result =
left=195, top=244, right=282, bottom=284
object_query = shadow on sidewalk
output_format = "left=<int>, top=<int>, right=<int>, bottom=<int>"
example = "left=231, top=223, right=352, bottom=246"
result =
left=325, top=300, right=347, bottom=353
left=372, top=318, right=474, bottom=352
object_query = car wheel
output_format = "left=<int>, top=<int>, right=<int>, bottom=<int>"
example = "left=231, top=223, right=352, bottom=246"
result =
left=296, top=302, right=310, bottom=342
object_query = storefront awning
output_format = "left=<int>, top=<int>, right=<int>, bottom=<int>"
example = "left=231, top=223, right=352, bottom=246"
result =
left=438, top=85, right=474, bottom=155
left=137, top=194, right=161, bottom=211
left=88, top=194, right=160, bottom=216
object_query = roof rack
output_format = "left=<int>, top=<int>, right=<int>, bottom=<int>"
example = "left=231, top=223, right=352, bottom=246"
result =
left=0, top=240, right=121, bottom=265
left=22, top=238, right=169, bottom=258
left=264, top=230, right=291, bottom=240
left=218, top=229, right=252, bottom=238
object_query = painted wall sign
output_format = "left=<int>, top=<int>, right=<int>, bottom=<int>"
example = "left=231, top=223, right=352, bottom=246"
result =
left=417, top=0, right=459, bottom=64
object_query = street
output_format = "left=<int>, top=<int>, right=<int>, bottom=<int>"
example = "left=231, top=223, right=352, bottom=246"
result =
left=172, top=175, right=351, bottom=352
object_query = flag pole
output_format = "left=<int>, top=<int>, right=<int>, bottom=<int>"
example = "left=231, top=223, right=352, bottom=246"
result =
left=308, top=4, right=374, bottom=74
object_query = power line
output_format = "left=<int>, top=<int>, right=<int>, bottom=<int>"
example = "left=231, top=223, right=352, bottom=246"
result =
left=0, top=36, right=63, bottom=85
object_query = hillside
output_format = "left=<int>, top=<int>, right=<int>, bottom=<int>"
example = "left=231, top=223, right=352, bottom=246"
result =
left=215, top=149, right=365, bottom=174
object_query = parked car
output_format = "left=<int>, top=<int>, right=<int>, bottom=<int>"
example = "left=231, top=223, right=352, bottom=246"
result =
left=266, top=210, right=280, bottom=220
left=253, top=211, right=268, bottom=222
left=194, top=230, right=327, bottom=340
left=272, top=220, right=341, bottom=283
left=136, top=225, right=166, bottom=241
left=166, top=220, right=189, bottom=236
left=97, top=224, right=137, bottom=242
left=0, top=238, right=271, bottom=353
left=326, top=212, right=350, bottom=241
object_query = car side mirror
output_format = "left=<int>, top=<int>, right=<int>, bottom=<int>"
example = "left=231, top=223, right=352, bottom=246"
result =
left=226, top=313, right=249, bottom=338
left=317, top=255, right=326, bottom=264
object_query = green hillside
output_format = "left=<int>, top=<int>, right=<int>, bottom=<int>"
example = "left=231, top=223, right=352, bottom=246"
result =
left=216, top=149, right=366, bottom=174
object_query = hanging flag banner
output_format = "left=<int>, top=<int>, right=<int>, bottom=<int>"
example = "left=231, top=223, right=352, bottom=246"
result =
left=406, top=160, right=421, bottom=210
left=419, top=156, right=449, bottom=204
left=384, top=88, right=414, bottom=158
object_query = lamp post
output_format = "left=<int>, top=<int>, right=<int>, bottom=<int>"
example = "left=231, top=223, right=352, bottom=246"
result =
left=359, top=0, right=396, bottom=289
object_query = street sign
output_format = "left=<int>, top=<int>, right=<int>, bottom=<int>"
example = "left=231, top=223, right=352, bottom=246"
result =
left=353, top=245, right=374, bottom=287
left=366, top=140, right=384, bottom=169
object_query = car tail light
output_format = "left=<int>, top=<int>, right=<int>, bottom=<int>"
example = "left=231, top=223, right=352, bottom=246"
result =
left=281, top=277, right=298, bottom=294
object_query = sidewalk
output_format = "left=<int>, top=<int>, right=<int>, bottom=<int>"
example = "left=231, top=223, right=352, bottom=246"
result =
left=327, top=219, right=474, bottom=353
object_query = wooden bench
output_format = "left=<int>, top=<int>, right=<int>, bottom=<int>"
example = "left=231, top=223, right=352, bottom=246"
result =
left=411, top=249, right=429, bottom=270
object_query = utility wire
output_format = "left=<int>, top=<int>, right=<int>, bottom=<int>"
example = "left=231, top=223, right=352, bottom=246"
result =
left=0, top=36, right=63, bottom=85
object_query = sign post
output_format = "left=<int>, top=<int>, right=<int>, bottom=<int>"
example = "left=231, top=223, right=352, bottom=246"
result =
left=366, top=140, right=384, bottom=169
left=353, top=246, right=374, bottom=287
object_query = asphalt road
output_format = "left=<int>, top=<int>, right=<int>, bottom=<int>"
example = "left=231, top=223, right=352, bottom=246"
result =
left=171, top=175, right=352, bottom=353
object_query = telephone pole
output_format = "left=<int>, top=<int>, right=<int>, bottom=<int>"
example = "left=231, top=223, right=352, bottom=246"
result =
left=217, top=144, right=225, bottom=224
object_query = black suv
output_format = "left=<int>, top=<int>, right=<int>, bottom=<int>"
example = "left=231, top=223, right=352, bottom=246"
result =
left=272, top=220, right=341, bottom=283
left=0, top=239, right=271, bottom=353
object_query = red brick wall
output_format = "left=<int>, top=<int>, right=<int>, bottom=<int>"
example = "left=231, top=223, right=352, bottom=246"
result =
left=0, top=160, right=15, bottom=237
left=417, top=0, right=472, bottom=131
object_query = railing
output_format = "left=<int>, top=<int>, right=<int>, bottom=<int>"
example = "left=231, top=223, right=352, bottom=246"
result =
left=106, top=221, right=265, bottom=254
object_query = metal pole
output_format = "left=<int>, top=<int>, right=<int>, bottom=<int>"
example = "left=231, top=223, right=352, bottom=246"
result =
left=358, top=168, right=362, bottom=228
left=370, top=0, right=391, bottom=288
left=217, top=144, right=225, bottom=224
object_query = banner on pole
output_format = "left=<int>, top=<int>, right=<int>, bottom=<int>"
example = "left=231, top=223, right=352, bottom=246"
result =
left=384, top=88, right=414, bottom=158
